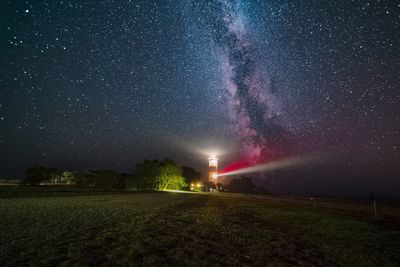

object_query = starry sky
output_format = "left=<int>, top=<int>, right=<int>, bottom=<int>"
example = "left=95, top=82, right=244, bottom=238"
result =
left=1, top=1, right=399, bottom=196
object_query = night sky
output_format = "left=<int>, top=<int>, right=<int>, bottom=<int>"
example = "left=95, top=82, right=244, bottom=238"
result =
left=1, top=1, right=399, bottom=196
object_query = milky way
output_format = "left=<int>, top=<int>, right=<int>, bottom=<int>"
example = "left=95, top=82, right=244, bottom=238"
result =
left=191, top=1, right=294, bottom=166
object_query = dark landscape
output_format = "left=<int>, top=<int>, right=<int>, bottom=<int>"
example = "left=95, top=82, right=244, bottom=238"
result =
left=1, top=186, right=400, bottom=266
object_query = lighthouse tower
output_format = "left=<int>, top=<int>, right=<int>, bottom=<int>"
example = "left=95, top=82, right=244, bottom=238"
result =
left=208, top=155, right=218, bottom=184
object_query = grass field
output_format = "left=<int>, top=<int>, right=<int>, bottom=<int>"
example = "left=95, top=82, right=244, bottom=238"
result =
left=1, top=187, right=399, bottom=266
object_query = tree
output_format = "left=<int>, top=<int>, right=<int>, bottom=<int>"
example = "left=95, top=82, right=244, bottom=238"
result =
left=62, top=171, right=75, bottom=184
left=49, top=171, right=76, bottom=185
left=130, top=159, right=186, bottom=190
left=227, top=176, right=256, bottom=193
left=130, top=160, right=162, bottom=189
left=181, top=166, right=201, bottom=186
left=50, top=171, right=61, bottom=184
left=92, top=170, right=126, bottom=189
left=23, top=165, right=57, bottom=186
left=155, top=161, right=186, bottom=190
left=75, top=169, right=96, bottom=187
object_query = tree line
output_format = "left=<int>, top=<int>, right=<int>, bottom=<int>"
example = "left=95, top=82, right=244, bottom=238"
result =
left=22, top=159, right=268, bottom=194
left=23, top=159, right=200, bottom=190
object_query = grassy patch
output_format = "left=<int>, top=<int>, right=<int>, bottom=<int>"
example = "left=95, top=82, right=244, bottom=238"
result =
left=0, top=189, right=399, bottom=266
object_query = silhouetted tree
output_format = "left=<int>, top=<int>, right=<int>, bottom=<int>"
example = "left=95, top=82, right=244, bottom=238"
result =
left=227, top=176, right=256, bottom=193
left=131, top=160, right=162, bottom=189
left=92, top=170, right=125, bottom=189
left=181, top=166, right=201, bottom=185
left=23, top=165, right=57, bottom=186
left=75, top=169, right=96, bottom=187
left=254, top=186, right=269, bottom=195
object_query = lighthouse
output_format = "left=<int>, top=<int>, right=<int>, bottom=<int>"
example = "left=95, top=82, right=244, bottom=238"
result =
left=208, top=154, right=218, bottom=184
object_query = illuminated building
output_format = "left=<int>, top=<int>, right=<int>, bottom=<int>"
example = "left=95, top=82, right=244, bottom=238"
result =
left=208, top=154, right=218, bottom=184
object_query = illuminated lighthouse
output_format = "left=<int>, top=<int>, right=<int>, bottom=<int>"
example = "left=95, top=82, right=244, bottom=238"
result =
left=208, top=154, right=218, bottom=184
